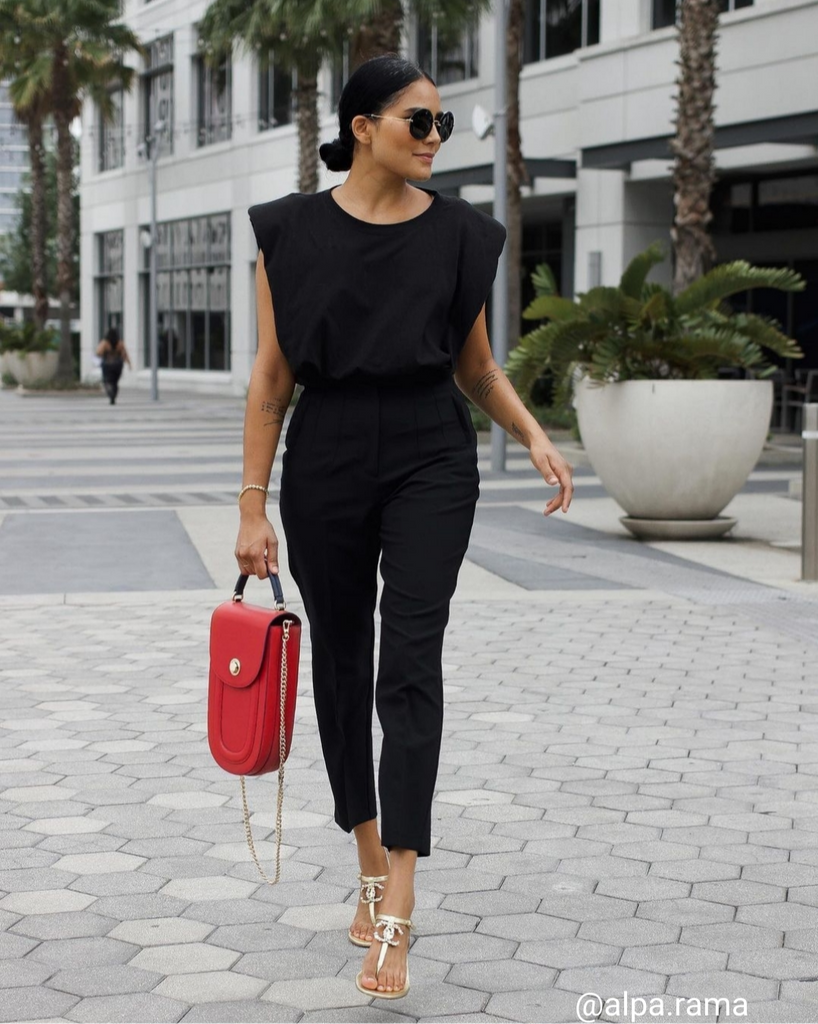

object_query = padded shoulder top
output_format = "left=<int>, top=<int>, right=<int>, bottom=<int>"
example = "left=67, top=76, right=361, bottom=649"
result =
left=248, top=187, right=506, bottom=388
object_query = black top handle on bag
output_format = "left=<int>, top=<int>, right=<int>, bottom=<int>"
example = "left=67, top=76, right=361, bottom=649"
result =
left=233, top=568, right=286, bottom=610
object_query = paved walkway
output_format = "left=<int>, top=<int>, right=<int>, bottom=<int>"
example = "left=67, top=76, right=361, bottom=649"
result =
left=1, top=385, right=818, bottom=1023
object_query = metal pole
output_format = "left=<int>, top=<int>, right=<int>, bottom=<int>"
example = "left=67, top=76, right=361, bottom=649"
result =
left=490, top=0, right=509, bottom=473
left=802, top=403, right=818, bottom=581
left=148, top=93, right=159, bottom=402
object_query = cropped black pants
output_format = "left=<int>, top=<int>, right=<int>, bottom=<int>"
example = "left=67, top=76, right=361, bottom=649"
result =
left=279, top=376, right=480, bottom=858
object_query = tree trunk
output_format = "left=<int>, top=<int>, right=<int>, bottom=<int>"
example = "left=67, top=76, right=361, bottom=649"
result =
left=505, top=0, right=529, bottom=353
left=26, top=116, right=49, bottom=331
left=295, top=65, right=319, bottom=194
left=350, top=0, right=402, bottom=65
left=51, top=43, right=76, bottom=382
left=670, top=0, right=719, bottom=295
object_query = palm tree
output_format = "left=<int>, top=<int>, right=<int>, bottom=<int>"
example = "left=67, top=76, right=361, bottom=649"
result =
left=0, top=4, right=53, bottom=329
left=670, top=0, right=719, bottom=294
left=42, top=0, right=142, bottom=382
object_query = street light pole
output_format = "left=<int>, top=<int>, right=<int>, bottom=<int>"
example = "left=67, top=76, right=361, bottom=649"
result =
left=491, top=0, right=509, bottom=472
left=148, top=92, right=160, bottom=402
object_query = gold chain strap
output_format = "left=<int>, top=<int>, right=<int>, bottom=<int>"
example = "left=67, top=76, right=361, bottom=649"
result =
left=240, top=618, right=290, bottom=885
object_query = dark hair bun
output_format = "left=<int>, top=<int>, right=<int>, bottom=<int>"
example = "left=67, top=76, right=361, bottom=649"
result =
left=319, top=136, right=353, bottom=173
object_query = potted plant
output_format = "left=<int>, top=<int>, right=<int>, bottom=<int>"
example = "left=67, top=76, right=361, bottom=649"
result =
left=505, top=242, right=805, bottom=539
left=0, top=320, right=60, bottom=387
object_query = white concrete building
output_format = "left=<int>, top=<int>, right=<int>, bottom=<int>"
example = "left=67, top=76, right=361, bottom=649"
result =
left=78, top=0, right=818, bottom=397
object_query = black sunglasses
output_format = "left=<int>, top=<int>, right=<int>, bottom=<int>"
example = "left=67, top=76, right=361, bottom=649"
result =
left=366, top=109, right=454, bottom=143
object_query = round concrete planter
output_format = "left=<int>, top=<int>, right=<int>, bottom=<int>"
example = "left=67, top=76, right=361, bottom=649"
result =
left=4, top=350, right=59, bottom=387
left=573, top=377, right=773, bottom=539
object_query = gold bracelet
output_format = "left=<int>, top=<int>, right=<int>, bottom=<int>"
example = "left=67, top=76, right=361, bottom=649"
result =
left=238, top=484, right=269, bottom=505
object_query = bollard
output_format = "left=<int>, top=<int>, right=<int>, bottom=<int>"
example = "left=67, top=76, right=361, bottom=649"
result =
left=803, top=403, right=818, bottom=581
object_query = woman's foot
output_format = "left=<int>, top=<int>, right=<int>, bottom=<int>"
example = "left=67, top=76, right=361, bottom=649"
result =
left=358, top=849, right=416, bottom=995
left=349, top=848, right=389, bottom=944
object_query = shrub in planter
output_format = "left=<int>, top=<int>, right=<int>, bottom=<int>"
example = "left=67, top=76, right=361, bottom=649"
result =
left=505, top=244, right=806, bottom=538
left=0, top=321, right=60, bottom=387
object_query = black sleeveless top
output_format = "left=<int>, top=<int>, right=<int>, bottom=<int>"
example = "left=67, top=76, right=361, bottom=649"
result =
left=248, top=186, right=507, bottom=388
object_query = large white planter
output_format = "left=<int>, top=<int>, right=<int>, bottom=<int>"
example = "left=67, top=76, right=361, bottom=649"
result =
left=5, top=350, right=59, bottom=387
left=573, top=377, right=773, bottom=539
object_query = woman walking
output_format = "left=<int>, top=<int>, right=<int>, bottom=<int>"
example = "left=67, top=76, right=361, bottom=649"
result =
left=96, top=326, right=131, bottom=404
left=236, top=54, right=573, bottom=999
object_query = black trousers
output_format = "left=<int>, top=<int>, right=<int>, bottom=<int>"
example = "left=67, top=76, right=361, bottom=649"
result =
left=279, top=376, right=480, bottom=857
left=102, top=360, right=123, bottom=402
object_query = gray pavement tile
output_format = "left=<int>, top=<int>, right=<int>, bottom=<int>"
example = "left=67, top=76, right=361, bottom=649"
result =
left=68, top=872, right=165, bottom=896
left=180, top=1001, right=300, bottom=1022
left=25, top=935, right=141, bottom=967
left=410, top=933, right=518, bottom=963
left=681, top=921, right=783, bottom=952
left=179, top=899, right=285, bottom=927
left=206, top=921, right=311, bottom=952
left=299, top=1009, right=414, bottom=1023
left=91, top=893, right=191, bottom=920
left=153, top=970, right=268, bottom=1004
left=441, top=891, right=540, bottom=917
left=619, top=941, right=727, bottom=974
left=233, top=947, right=346, bottom=983
left=63, top=992, right=188, bottom=1023
left=10, top=910, right=114, bottom=940
left=0, top=986, right=79, bottom=1024
left=447, top=958, right=554, bottom=993
left=0, top=931, right=39, bottom=958
left=728, top=945, right=818, bottom=978
left=485, top=987, right=581, bottom=1023
left=555, top=963, right=665, bottom=995
left=515, top=937, right=621, bottom=969
left=44, top=964, right=163, bottom=997
left=0, top=957, right=56, bottom=988
left=634, top=897, right=737, bottom=929
left=666, top=968, right=778, bottom=1001
left=719, top=1000, right=818, bottom=1023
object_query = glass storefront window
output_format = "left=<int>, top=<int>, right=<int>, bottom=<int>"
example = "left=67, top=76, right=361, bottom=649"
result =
left=417, top=14, right=479, bottom=84
left=99, top=87, right=124, bottom=172
left=141, top=213, right=231, bottom=372
left=141, top=34, right=174, bottom=158
left=96, top=229, right=124, bottom=340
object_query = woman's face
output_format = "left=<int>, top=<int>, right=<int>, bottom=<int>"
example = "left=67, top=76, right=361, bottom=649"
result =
left=353, top=78, right=445, bottom=180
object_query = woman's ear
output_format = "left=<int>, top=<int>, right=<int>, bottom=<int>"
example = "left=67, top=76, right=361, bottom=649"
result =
left=350, top=114, right=372, bottom=147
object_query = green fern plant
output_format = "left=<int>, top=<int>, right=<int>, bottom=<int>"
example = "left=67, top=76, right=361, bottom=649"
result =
left=505, top=241, right=805, bottom=410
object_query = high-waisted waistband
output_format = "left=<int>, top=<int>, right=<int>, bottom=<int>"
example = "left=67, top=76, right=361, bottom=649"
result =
left=299, top=374, right=458, bottom=396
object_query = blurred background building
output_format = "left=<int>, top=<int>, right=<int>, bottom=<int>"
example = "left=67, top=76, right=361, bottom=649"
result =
left=77, top=0, right=818, bottom=395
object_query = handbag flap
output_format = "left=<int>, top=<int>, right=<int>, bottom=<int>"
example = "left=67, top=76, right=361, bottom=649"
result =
left=210, top=600, right=281, bottom=689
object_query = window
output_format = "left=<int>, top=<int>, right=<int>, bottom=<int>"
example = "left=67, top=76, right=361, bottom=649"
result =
left=141, top=213, right=231, bottom=371
left=141, top=34, right=174, bottom=157
left=258, top=49, right=295, bottom=131
left=523, top=0, right=600, bottom=64
left=0, top=82, right=26, bottom=236
left=195, top=50, right=231, bottom=147
left=96, top=230, right=124, bottom=339
left=653, top=0, right=753, bottom=30
left=99, top=86, right=124, bottom=172
left=417, top=13, right=479, bottom=83
left=711, top=174, right=818, bottom=234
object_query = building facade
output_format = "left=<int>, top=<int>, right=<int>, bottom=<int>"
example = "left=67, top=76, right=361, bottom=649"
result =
left=78, top=0, right=818, bottom=395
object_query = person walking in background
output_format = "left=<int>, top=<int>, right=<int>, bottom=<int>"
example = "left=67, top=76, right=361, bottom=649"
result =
left=236, top=54, right=574, bottom=1000
left=96, top=326, right=131, bottom=404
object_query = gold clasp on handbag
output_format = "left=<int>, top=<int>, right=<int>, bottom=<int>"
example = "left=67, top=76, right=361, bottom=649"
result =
left=229, top=658, right=241, bottom=676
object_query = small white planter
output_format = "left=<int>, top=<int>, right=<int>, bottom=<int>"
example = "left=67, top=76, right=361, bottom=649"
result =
left=573, top=377, right=773, bottom=539
left=5, top=350, right=59, bottom=387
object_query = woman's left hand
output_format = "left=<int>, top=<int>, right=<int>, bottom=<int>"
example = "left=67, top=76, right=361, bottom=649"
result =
left=530, top=436, right=573, bottom=515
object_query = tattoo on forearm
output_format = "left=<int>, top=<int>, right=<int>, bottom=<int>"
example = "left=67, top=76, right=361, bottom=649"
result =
left=511, top=421, right=526, bottom=443
left=473, top=370, right=499, bottom=401
left=261, top=399, right=286, bottom=427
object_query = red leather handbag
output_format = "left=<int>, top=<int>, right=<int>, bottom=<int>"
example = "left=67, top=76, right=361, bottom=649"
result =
left=208, top=570, right=301, bottom=885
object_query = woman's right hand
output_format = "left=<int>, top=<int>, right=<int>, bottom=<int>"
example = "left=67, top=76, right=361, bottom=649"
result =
left=235, top=514, right=279, bottom=579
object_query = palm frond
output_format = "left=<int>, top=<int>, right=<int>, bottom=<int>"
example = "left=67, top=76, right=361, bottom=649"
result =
left=675, top=261, right=805, bottom=316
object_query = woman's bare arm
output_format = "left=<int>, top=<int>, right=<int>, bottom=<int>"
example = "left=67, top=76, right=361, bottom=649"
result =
left=235, top=252, right=296, bottom=577
left=454, top=304, right=574, bottom=516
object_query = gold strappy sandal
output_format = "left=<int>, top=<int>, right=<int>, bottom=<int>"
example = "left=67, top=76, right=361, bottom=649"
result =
left=348, top=869, right=389, bottom=946
left=355, top=913, right=413, bottom=999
